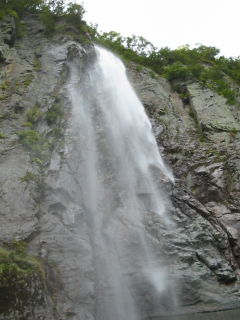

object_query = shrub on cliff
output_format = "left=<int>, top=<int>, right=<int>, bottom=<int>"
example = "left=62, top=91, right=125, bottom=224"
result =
left=0, top=0, right=86, bottom=31
left=0, top=242, right=45, bottom=316
left=94, top=30, right=240, bottom=105
left=0, top=0, right=44, bottom=17
left=164, top=62, right=191, bottom=81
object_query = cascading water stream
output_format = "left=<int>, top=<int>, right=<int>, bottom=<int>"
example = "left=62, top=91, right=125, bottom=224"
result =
left=67, top=45, right=176, bottom=320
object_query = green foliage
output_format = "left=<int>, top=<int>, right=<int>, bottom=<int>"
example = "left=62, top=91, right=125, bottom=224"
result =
left=179, top=91, right=189, bottom=103
left=15, top=74, right=34, bottom=89
left=46, top=102, right=64, bottom=125
left=33, top=58, right=42, bottom=72
left=39, top=1, right=86, bottom=35
left=0, top=246, right=41, bottom=280
left=203, top=67, right=223, bottom=81
left=2, top=0, right=237, bottom=108
left=94, top=29, right=240, bottom=105
left=19, top=168, right=45, bottom=192
left=17, top=129, right=41, bottom=147
left=199, top=135, right=207, bottom=143
left=188, top=109, right=195, bottom=118
left=26, top=105, right=43, bottom=124
left=18, top=99, right=66, bottom=194
left=149, top=70, right=156, bottom=79
left=19, top=171, right=36, bottom=184
left=0, top=7, right=18, bottom=20
left=135, top=65, right=143, bottom=72
left=23, top=74, right=34, bottom=87
left=189, top=64, right=204, bottom=78
left=125, top=35, right=156, bottom=56
left=11, top=240, right=27, bottom=255
left=32, top=157, right=43, bottom=166
left=50, top=127, right=64, bottom=138
left=164, top=62, right=191, bottom=81
left=0, top=133, right=6, bottom=139
left=44, top=0, right=64, bottom=15
left=46, top=110, right=58, bottom=124
left=193, top=45, right=220, bottom=62
left=201, top=75, right=237, bottom=104
left=230, top=128, right=238, bottom=137
left=218, top=57, right=240, bottom=86
left=39, top=5, right=56, bottom=35
left=95, top=31, right=147, bottom=65
left=16, top=129, right=48, bottom=155
left=0, top=0, right=43, bottom=18
left=214, top=80, right=236, bottom=104
left=221, top=88, right=236, bottom=105
left=65, top=2, right=85, bottom=24
left=0, top=0, right=86, bottom=37
left=22, top=121, right=34, bottom=127
left=0, top=80, right=10, bottom=91
left=15, top=20, right=27, bottom=38
left=0, top=243, right=44, bottom=315
left=17, top=128, right=51, bottom=189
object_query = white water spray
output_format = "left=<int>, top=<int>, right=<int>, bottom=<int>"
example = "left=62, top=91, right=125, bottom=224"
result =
left=67, top=46, right=175, bottom=320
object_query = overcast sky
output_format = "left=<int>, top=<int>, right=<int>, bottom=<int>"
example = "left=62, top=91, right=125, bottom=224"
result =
left=77, top=0, right=240, bottom=58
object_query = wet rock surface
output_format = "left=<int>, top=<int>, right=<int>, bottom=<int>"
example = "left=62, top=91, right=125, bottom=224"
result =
left=0, top=15, right=94, bottom=319
left=128, top=65, right=240, bottom=312
left=0, top=14, right=239, bottom=319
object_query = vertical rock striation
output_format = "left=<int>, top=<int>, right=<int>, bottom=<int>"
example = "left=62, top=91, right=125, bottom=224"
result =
left=128, top=64, right=240, bottom=313
left=0, top=14, right=239, bottom=319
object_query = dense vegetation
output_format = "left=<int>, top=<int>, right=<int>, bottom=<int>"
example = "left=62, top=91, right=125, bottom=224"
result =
left=0, top=0, right=86, bottom=35
left=94, top=31, right=240, bottom=105
left=0, top=241, right=44, bottom=315
left=1, top=1, right=240, bottom=104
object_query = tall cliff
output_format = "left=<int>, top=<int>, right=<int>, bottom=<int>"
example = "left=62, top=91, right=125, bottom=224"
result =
left=0, top=15, right=239, bottom=319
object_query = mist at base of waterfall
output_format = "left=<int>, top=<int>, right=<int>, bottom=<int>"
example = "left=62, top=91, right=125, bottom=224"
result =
left=67, top=45, right=176, bottom=320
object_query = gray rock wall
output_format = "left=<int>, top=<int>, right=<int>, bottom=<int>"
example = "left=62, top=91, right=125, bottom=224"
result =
left=0, top=14, right=239, bottom=319
left=0, top=15, right=94, bottom=319
left=127, top=64, right=240, bottom=312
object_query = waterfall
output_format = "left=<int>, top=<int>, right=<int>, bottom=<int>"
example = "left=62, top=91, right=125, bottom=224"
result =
left=67, top=46, right=176, bottom=320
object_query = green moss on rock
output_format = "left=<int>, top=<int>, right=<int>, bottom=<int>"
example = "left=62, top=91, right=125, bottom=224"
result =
left=0, top=243, right=45, bottom=316
left=26, top=105, right=43, bottom=124
left=46, top=102, right=64, bottom=125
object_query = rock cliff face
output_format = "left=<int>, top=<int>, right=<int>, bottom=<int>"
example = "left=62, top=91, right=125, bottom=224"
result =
left=128, top=66, right=240, bottom=312
left=0, top=15, right=239, bottom=319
